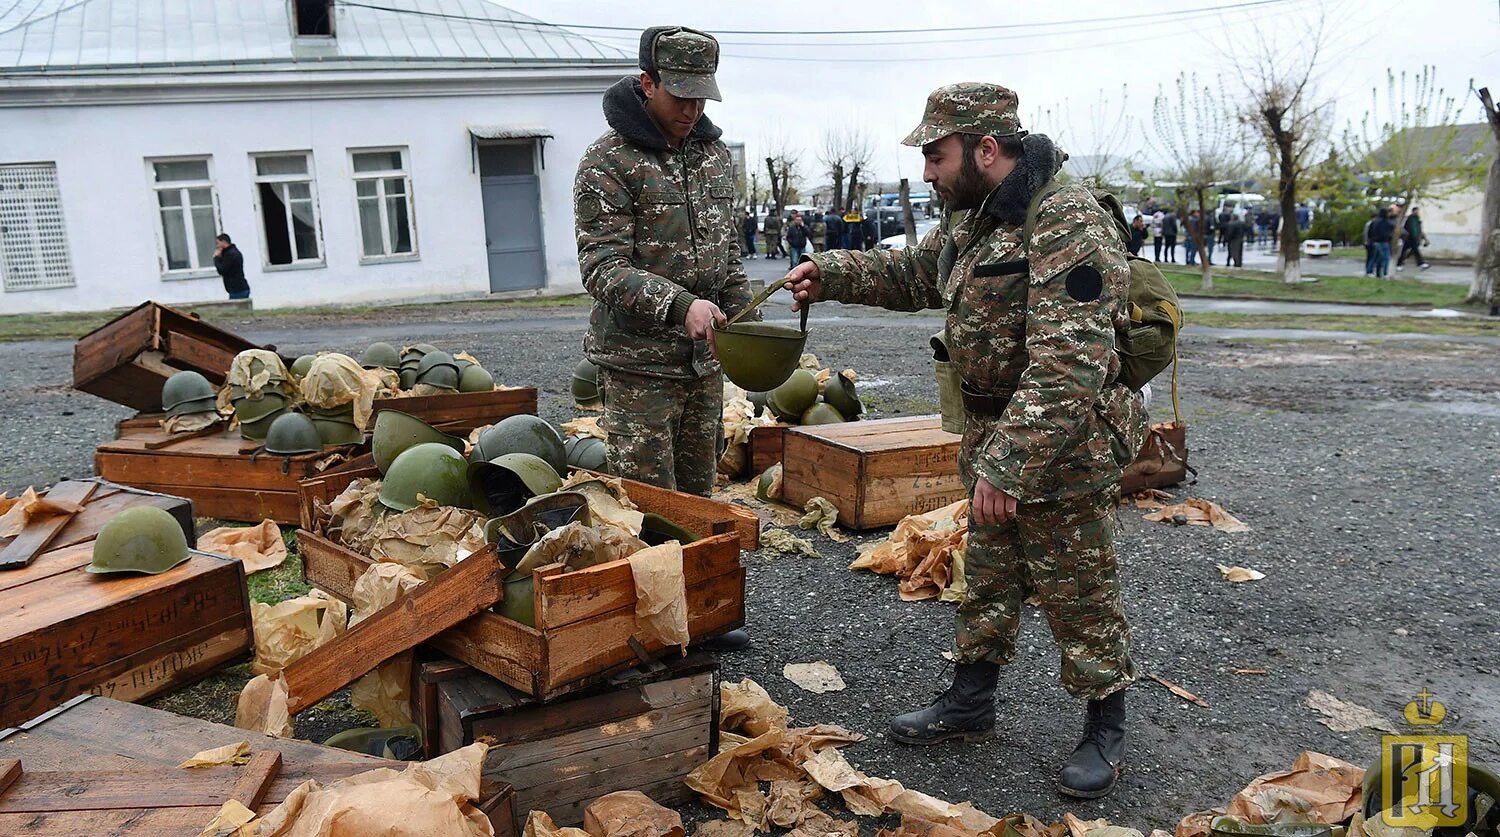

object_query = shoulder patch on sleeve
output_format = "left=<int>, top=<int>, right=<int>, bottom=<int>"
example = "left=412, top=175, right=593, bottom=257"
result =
left=577, top=193, right=602, bottom=223
left=1064, top=264, right=1103, bottom=302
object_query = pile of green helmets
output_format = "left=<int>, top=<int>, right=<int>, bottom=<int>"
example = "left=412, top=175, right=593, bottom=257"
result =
left=264, top=412, right=324, bottom=459
left=359, top=342, right=400, bottom=372
left=370, top=409, right=470, bottom=511
left=564, top=435, right=607, bottom=472
left=398, top=343, right=438, bottom=390
left=233, top=392, right=291, bottom=441
left=468, top=415, right=567, bottom=517
left=394, top=343, right=495, bottom=392
left=161, top=370, right=218, bottom=418
left=750, top=368, right=862, bottom=426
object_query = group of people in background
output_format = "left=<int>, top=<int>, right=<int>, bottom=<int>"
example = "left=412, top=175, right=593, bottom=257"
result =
left=1135, top=201, right=1294, bottom=269
left=742, top=208, right=878, bottom=267
left=1363, top=205, right=1430, bottom=278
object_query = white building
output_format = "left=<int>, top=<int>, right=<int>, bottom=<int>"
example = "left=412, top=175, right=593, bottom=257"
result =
left=0, top=0, right=635, bottom=313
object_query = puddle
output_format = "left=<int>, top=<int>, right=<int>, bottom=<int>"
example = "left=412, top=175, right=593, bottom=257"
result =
left=1369, top=388, right=1500, bottom=418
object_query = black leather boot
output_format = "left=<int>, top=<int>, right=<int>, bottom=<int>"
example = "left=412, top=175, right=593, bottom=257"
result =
left=1057, top=689, right=1126, bottom=798
left=700, top=629, right=751, bottom=652
left=888, top=661, right=999, bottom=745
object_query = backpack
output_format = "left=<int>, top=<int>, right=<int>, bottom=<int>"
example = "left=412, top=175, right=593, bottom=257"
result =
left=1022, top=181, right=1182, bottom=395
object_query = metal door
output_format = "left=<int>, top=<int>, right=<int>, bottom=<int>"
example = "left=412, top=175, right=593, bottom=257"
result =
left=480, top=174, right=544, bottom=292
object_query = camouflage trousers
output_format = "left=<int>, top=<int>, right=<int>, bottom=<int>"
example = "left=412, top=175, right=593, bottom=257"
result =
left=954, top=488, right=1138, bottom=700
left=599, top=367, right=723, bottom=497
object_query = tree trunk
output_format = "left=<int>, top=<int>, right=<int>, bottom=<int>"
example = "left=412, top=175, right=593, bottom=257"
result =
left=1467, top=88, right=1500, bottom=307
left=900, top=178, right=918, bottom=247
left=766, top=157, right=785, bottom=221
left=831, top=163, right=845, bottom=215
left=1277, top=135, right=1302, bottom=284
left=845, top=165, right=861, bottom=214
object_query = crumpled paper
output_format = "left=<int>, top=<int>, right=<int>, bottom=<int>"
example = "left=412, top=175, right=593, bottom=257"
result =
left=198, top=799, right=257, bottom=836
left=178, top=740, right=251, bottom=768
left=584, top=790, right=686, bottom=837
left=235, top=673, right=292, bottom=738
left=1304, top=691, right=1396, bottom=733
left=368, top=505, right=485, bottom=581
left=851, top=499, right=969, bottom=602
left=693, top=821, right=757, bottom=837
left=225, top=349, right=294, bottom=399
left=254, top=742, right=493, bottom=836
left=562, top=475, right=644, bottom=534
left=0, top=486, right=85, bottom=538
left=199, top=520, right=286, bottom=574
left=162, top=411, right=223, bottom=433
left=802, top=747, right=906, bottom=817
left=301, top=353, right=386, bottom=430
left=349, top=563, right=426, bottom=727
left=322, top=478, right=386, bottom=553
left=784, top=661, right=846, bottom=694
left=799, top=497, right=849, bottom=543
left=759, top=528, right=820, bottom=559
left=1223, top=750, right=1365, bottom=824
left=250, top=590, right=348, bottom=675
left=721, top=678, right=790, bottom=737
left=723, top=396, right=779, bottom=446
left=627, top=542, right=690, bottom=649
left=1144, top=498, right=1249, bottom=532
left=526, top=811, right=591, bottom=837
left=1217, top=564, right=1265, bottom=583
left=562, top=416, right=608, bottom=440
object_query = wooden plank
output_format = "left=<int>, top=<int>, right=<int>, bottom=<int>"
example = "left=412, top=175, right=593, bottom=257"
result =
left=71, top=303, right=153, bottom=391
left=0, top=806, right=231, bottom=834
left=610, top=475, right=760, bottom=552
left=0, top=759, right=19, bottom=795
left=43, top=483, right=193, bottom=552
left=102, top=481, right=301, bottom=525
left=510, top=745, right=707, bottom=824
left=485, top=693, right=710, bottom=775
left=163, top=330, right=240, bottom=379
left=537, top=772, right=697, bottom=829
left=0, top=765, right=248, bottom=812
left=461, top=669, right=713, bottom=746
left=748, top=423, right=788, bottom=474
left=229, top=751, right=282, bottom=809
left=0, top=482, right=98, bottom=571
left=94, top=442, right=320, bottom=489
left=281, top=547, right=505, bottom=715
left=533, top=533, right=740, bottom=628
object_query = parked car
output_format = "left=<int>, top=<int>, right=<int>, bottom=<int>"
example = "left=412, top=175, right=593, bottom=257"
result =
left=879, top=217, right=940, bottom=249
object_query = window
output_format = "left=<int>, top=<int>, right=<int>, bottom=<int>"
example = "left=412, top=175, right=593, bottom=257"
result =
left=0, top=163, right=75, bottom=291
left=252, top=153, right=322, bottom=267
left=149, top=158, right=221, bottom=275
left=476, top=142, right=536, bottom=177
left=293, top=0, right=333, bottom=36
left=350, top=148, right=417, bottom=260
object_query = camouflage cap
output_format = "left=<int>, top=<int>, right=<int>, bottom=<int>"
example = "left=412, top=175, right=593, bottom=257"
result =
left=641, top=26, right=722, bottom=102
left=902, top=82, right=1026, bottom=147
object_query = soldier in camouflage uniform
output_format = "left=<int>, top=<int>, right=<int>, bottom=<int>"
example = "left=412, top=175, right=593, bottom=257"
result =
left=784, top=83, right=1148, bottom=799
left=573, top=27, right=757, bottom=499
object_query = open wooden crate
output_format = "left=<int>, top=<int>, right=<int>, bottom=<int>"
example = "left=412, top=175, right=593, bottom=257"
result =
left=373, top=387, right=539, bottom=436
left=299, top=473, right=752, bottom=701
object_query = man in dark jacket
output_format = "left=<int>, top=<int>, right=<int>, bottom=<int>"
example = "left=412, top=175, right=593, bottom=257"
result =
left=1369, top=208, right=1395, bottom=277
left=785, top=211, right=810, bottom=267
left=1396, top=207, right=1430, bottom=271
left=741, top=209, right=757, bottom=258
left=1224, top=216, right=1246, bottom=267
left=212, top=234, right=250, bottom=299
left=824, top=209, right=845, bottom=254
left=1161, top=211, right=1179, bottom=263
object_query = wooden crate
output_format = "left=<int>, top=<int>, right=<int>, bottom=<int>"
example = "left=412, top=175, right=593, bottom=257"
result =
left=416, top=655, right=716, bottom=827
left=0, top=483, right=252, bottom=729
left=0, top=695, right=517, bottom=836
left=373, top=387, right=539, bottom=436
left=300, top=477, right=748, bottom=701
left=95, top=426, right=352, bottom=524
left=1121, top=421, right=1190, bottom=495
left=73, top=301, right=269, bottom=412
left=781, top=415, right=965, bottom=529
left=748, top=423, right=791, bottom=476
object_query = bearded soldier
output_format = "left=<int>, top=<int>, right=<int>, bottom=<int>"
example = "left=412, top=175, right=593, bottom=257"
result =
left=783, top=83, right=1148, bottom=798
left=573, top=27, right=753, bottom=649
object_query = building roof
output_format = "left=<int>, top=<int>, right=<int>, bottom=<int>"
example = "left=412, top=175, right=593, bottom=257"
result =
left=0, top=0, right=631, bottom=72
left=1367, top=122, right=1493, bottom=169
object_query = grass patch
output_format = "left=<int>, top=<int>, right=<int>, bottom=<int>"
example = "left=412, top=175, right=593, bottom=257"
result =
left=1162, top=269, right=1472, bottom=308
left=246, top=531, right=312, bottom=605
left=1186, top=311, right=1500, bottom=338
left=861, top=392, right=939, bottom=415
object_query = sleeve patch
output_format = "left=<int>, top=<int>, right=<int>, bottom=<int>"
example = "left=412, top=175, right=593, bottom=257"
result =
left=1065, top=265, right=1103, bottom=302
left=577, top=193, right=602, bottom=223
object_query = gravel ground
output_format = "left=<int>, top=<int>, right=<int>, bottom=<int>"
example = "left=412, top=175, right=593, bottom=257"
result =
left=6, top=301, right=1499, bottom=831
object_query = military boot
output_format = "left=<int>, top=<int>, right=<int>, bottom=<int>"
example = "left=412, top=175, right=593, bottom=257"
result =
left=1057, top=689, right=1126, bottom=798
left=888, top=661, right=999, bottom=745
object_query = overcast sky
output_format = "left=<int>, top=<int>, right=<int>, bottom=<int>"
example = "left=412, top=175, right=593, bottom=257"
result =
left=502, top=0, right=1498, bottom=190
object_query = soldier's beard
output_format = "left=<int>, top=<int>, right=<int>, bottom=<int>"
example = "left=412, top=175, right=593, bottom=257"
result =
left=942, top=154, right=994, bottom=212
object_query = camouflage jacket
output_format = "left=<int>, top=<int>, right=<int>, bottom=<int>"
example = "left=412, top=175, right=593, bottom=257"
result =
left=574, top=77, right=756, bottom=380
left=807, top=135, right=1146, bottom=503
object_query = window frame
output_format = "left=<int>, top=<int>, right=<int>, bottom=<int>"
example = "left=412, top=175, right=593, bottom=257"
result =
left=0, top=161, right=76, bottom=292
left=249, top=150, right=325, bottom=271
left=145, top=155, right=222, bottom=280
left=348, top=146, right=419, bottom=265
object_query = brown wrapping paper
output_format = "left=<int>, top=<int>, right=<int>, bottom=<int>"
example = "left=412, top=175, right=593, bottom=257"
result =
left=627, top=542, right=690, bottom=649
left=199, top=520, right=287, bottom=574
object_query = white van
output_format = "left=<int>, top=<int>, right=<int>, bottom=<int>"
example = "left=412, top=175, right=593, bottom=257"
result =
left=1216, top=193, right=1265, bottom=217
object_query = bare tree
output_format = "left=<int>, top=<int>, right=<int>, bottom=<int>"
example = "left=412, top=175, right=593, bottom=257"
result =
left=1345, top=66, right=1486, bottom=272
left=1233, top=17, right=1334, bottom=284
left=1467, top=86, right=1499, bottom=308
left=1040, top=85, right=1137, bottom=190
left=817, top=125, right=874, bottom=215
left=1152, top=73, right=1252, bottom=291
left=764, top=134, right=803, bottom=223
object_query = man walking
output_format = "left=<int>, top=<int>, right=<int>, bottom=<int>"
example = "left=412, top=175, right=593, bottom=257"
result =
left=212, top=234, right=250, bottom=300
left=1225, top=213, right=1246, bottom=267
left=1184, top=210, right=1202, bottom=267
left=785, top=211, right=811, bottom=267
left=1396, top=207, right=1431, bottom=271
left=742, top=209, right=757, bottom=258
left=1369, top=208, right=1395, bottom=278
left=824, top=208, right=845, bottom=257
left=1161, top=209, right=1179, bottom=263
left=783, top=83, right=1147, bottom=800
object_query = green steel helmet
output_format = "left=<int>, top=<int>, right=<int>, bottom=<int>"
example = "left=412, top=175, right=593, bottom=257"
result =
left=800, top=403, right=846, bottom=425
left=264, top=412, right=324, bottom=456
left=371, top=409, right=465, bottom=474
left=483, top=492, right=591, bottom=552
left=640, top=513, right=701, bottom=546
left=324, top=723, right=424, bottom=760
left=567, top=435, right=608, bottom=472
left=379, top=442, right=472, bottom=511
left=822, top=372, right=863, bottom=418
left=249, top=355, right=289, bottom=383
left=458, top=365, right=495, bottom=393
left=415, top=351, right=460, bottom=390
left=472, top=415, right=566, bottom=475
left=398, top=367, right=418, bottom=390
left=468, top=452, right=563, bottom=516
left=290, top=354, right=317, bottom=379
left=768, top=369, right=818, bottom=420
left=360, top=342, right=401, bottom=370
left=88, top=506, right=191, bottom=575
left=233, top=391, right=290, bottom=424
left=238, top=406, right=288, bottom=440
left=310, top=414, right=364, bottom=446
left=162, top=371, right=217, bottom=416
left=571, top=359, right=602, bottom=406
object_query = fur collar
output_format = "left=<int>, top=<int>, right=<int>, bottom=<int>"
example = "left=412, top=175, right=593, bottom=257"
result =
left=980, top=133, right=1066, bottom=225
left=602, top=76, right=722, bottom=152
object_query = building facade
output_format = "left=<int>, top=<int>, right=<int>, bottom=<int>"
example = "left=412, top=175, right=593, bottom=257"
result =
left=0, top=0, right=635, bottom=313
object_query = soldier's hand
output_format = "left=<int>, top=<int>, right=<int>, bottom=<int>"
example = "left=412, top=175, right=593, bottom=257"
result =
left=685, top=298, right=726, bottom=348
left=783, top=261, right=822, bottom=312
left=971, top=477, right=1017, bottom=527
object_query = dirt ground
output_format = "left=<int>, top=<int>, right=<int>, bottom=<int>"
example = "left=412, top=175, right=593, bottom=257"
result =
left=5, top=300, right=1498, bottom=831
